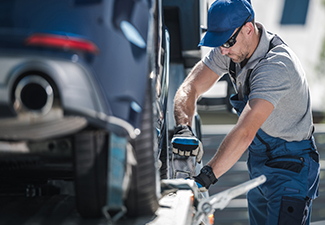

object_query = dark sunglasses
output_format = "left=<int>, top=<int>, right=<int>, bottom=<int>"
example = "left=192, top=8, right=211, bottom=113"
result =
left=221, top=15, right=252, bottom=48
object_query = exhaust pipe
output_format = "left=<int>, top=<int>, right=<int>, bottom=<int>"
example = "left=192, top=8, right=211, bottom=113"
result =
left=14, top=75, right=54, bottom=115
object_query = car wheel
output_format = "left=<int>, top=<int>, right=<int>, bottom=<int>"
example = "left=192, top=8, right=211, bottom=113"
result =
left=125, top=82, right=159, bottom=217
left=73, top=130, right=108, bottom=218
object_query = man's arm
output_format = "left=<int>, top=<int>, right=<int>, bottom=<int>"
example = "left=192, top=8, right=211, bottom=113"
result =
left=207, top=98, right=274, bottom=178
left=173, top=60, right=220, bottom=126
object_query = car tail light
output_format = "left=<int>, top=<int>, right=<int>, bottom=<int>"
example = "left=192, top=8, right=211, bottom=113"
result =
left=25, top=33, right=99, bottom=55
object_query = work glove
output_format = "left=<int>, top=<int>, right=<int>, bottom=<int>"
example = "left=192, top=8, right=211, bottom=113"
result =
left=171, top=125, right=204, bottom=163
left=193, top=165, right=218, bottom=192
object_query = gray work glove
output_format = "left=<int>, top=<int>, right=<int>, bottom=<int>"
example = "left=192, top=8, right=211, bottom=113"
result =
left=171, top=125, right=204, bottom=163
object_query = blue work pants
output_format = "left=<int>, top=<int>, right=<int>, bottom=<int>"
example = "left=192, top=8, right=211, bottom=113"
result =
left=230, top=94, right=320, bottom=225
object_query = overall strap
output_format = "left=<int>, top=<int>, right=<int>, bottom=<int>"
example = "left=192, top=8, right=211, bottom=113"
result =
left=268, top=34, right=286, bottom=51
left=229, top=58, right=237, bottom=83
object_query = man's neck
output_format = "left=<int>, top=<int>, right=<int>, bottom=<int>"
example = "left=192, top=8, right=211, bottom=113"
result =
left=241, top=26, right=261, bottom=68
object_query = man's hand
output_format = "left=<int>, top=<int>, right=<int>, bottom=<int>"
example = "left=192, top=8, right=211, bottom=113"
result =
left=193, top=165, right=218, bottom=192
left=171, top=125, right=204, bottom=163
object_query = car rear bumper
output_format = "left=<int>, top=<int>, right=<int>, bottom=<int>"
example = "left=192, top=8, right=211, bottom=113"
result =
left=0, top=52, right=138, bottom=141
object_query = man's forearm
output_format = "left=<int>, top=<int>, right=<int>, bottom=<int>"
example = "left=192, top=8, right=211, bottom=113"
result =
left=173, top=60, right=220, bottom=127
left=207, top=124, right=254, bottom=178
left=206, top=98, right=274, bottom=178
left=173, top=85, right=197, bottom=126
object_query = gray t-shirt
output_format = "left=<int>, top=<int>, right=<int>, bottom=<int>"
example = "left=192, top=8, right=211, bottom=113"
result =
left=203, top=22, right=314, bottom=142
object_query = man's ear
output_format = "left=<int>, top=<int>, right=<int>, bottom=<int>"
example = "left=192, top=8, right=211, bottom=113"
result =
left=245, top=22, right=254, bottom=36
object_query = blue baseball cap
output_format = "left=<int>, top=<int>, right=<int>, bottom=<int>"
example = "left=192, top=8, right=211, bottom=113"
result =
left=198, top=0, right=255, bottom=47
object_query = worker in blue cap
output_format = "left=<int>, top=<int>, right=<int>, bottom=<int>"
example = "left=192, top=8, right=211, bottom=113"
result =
left=171, top=0, right=320, bottom=224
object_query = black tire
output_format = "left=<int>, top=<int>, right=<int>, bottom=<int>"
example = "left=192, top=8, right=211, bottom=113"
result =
left=73, top=130, right=108, bottom=218
left=125, top=84, right=159, bottom=217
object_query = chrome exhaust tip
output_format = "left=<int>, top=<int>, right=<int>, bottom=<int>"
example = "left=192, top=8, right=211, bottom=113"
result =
left=14, top=75, right=54, bottom=115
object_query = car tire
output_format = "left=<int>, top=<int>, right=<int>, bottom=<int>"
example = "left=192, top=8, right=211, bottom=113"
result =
left=73, top=82, right=160, bottom=218
left=125, top=82, right=159, bottom=217
left=73, top=130, right=108, bottom=218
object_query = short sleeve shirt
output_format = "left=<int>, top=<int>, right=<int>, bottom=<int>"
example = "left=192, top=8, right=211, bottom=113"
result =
left=202, top=22, right=314, bottom=142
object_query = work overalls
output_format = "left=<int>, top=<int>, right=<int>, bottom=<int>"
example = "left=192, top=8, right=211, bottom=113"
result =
left=228, top=35, right=320, bottom=225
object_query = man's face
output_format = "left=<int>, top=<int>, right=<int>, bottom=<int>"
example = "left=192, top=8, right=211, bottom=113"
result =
left=219, top=27, right=250, bottom=64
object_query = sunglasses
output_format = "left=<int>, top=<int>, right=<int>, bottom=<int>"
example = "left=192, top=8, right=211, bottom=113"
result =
left=221, top=15, right=252, bottom=48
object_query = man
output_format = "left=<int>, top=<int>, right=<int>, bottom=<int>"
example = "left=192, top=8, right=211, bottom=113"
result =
left=171, top=0, right=320, bottom=224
